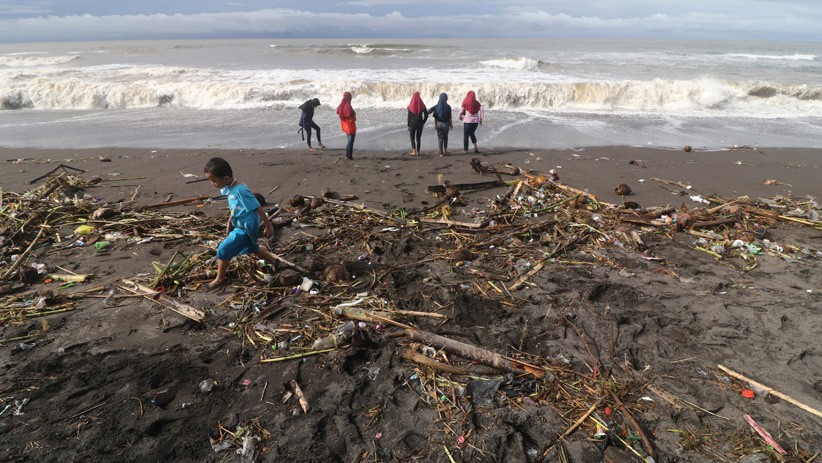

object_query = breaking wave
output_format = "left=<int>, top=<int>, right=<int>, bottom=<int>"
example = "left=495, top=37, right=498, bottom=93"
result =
left=347, top=44, right=417, bottom=55
left=1, top=65, right=820, bottom=117
left=0, top=55, right=80, bottom=67
left=479, top=57, right=541, bottom=71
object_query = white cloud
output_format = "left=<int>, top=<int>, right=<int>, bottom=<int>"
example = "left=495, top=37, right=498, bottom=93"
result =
left=0, top=7, right=818, bottom=42
left=341, top=0, right=469, bottom=5
left=0, top=3, right=51, bottom=15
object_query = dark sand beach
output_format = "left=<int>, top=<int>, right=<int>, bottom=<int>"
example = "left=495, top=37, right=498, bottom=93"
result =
left=1, top=146, right=820, bottom=462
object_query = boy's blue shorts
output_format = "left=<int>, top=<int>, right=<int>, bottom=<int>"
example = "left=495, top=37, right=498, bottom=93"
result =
left=216, top=229, right=259, bottom=261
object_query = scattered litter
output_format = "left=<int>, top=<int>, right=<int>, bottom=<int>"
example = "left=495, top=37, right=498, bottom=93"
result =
left=199, top=379, right=215, bottom=393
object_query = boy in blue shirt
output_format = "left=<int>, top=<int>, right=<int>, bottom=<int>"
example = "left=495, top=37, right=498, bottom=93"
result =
left=203, top=157, right=277, bottom=290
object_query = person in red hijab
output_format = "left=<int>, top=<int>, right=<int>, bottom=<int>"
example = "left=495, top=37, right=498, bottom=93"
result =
left=406, top=91, right=428, bottom=156
left=458, top=90, right=484, bottom=153
left=337, top=91, right=357, bottom=160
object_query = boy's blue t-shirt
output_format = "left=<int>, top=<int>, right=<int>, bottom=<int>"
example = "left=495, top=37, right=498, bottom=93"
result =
left=221, top=183, right=260, bottom=238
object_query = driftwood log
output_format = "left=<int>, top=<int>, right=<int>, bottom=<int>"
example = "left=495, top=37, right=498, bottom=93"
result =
left=404, top=329, right=553, bottom=380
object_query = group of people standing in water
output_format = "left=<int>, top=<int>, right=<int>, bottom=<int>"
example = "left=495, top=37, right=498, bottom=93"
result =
left=298, top=90, right=484, bottom=159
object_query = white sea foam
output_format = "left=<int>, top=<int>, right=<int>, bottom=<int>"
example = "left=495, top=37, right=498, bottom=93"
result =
left=6, top=51, right=48, bottom=56
left=2, top=64, right=820, bottom=118
left=350, top=45, right=373, bottom=54
left=0, top=55, right=79, bottom=67
left=479, top=57, right=540, bottom=71
left=724, top=53, right=816, bottom=61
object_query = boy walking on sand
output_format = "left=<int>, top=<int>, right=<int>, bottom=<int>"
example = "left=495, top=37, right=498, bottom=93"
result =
left=203, top=157, right=278, bottom=290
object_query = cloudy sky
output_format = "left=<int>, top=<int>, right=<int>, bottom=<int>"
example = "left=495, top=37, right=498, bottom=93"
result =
left=0, top=0, right=820, bottom=43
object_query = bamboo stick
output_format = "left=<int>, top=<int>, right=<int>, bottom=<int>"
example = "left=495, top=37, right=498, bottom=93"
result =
left=717, top=364, right=822, bottom=419
left=259, top=348, right=335, bottom=363
left=559, top=398, right=604, bottom=440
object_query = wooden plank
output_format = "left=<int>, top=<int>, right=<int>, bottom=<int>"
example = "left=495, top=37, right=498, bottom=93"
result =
left=120, top=279, right=205, bottom=322
left=426, top=180, right=508, bottom=195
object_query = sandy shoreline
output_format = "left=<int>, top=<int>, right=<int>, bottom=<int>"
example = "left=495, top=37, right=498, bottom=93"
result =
left=3, top=146, right=820, bottom=210
left=1, top=145, right=820, bottom=462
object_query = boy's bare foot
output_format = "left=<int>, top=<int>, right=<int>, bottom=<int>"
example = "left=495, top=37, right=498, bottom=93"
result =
left=308, top=147, right=315, bottom=152
left=318, top=143, right=326, bottom=149
left=205, top=279, right=225, bottom=291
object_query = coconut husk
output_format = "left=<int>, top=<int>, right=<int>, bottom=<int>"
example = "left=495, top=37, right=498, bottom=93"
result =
left=92, top=208, right=116, bottom=220
left=289, top=195, right=305, bottom=208
left=278, top=269, right=302, bottom=287
left=309, top=197, right=324, bottom=209
left=324, top=263, right=350, bottom=283
left=453, top=248, right=477, bottom=262
left=614, top=183, right=632, bottom=196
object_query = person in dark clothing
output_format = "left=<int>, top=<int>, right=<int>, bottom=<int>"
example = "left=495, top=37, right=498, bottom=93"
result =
left=406, top=92, right=428, bottom=156
left=299, top=98, right=325, bottom=151
left=430, top=92, right=453, bottom=156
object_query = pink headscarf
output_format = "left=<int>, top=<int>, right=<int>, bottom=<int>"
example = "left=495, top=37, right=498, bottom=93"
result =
left=337, top=92, right=355, bottom=118
left=407, top=92, right=426, bottom=117
left=461, top=90, right=481, bottom=114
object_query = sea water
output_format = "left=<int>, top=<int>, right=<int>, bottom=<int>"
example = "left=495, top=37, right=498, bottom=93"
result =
left=1, top=38, right=820, bottom=150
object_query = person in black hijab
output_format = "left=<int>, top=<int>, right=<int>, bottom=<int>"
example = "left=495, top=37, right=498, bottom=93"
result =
left=299, top=98, right=325, bottom=151
left=430, top=92, right=453, bottom=156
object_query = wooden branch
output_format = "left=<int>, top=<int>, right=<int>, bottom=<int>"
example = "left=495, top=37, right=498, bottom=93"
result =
left=269, top=252, right=309, bottom=274
left=494, top=181, right=521, bottom=206
left=135, top=195, right=210, bottom=211
left=650, top=177, right=691, bottom=190
left=1, top=227, right=45, bottom=280
left=468, top=267, right=512, bottom=282
left=620, top=217, right=666, bottom=227
left=509, top=233, right=588, bottom=291
left=743, top=205, right=780, bottom=219
left=692, top=217, right=738, bottom=228
left=643, top=206, right=676, bottom=220
left=609, top=391, right=656, bottom=458
left=398, top=348, right=473, bottom=375
left=419, top=217, right=486, bottom=229
left=404, top=329, right=553, bottom=380
left=319, top=197, right=406, bottom=224
left=426, top=180, right=508, bottom=194
left=717, top=364, right=822, bottom=419
left=120, top=279, right=205, bottom=322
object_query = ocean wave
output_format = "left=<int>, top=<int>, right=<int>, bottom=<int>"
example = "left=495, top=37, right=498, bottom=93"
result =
left=724, top=53, right=816, bottom=61
left=479, top=57, right=541, bottom=71
left=350, top=45, right=373, bottom=54
left=347, top=44, right=416, bottom=55
left=1, top=66, right=819, bottom=117
left=0, top=55, right=80, bottom=67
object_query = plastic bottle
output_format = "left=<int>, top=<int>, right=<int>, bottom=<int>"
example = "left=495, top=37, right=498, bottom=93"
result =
left=199, top=379, right=215, bottom=393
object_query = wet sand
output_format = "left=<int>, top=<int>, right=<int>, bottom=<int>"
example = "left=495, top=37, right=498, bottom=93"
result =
left=1, top=146, right=820, bottom=462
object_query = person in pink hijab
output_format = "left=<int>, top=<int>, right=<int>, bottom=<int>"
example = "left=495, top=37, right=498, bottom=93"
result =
left=406, top=91, right=428, bottom=156
left=337, top=92, right=357, bottom=160
left=458, top=90, right=484, bottom=153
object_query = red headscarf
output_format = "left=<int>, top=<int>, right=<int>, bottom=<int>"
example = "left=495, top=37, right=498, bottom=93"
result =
left=337, top=91, right=355, bottom=118
left=407, top=91, right=426, bottom=116
left=461, top=90, right=481, bottom=114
